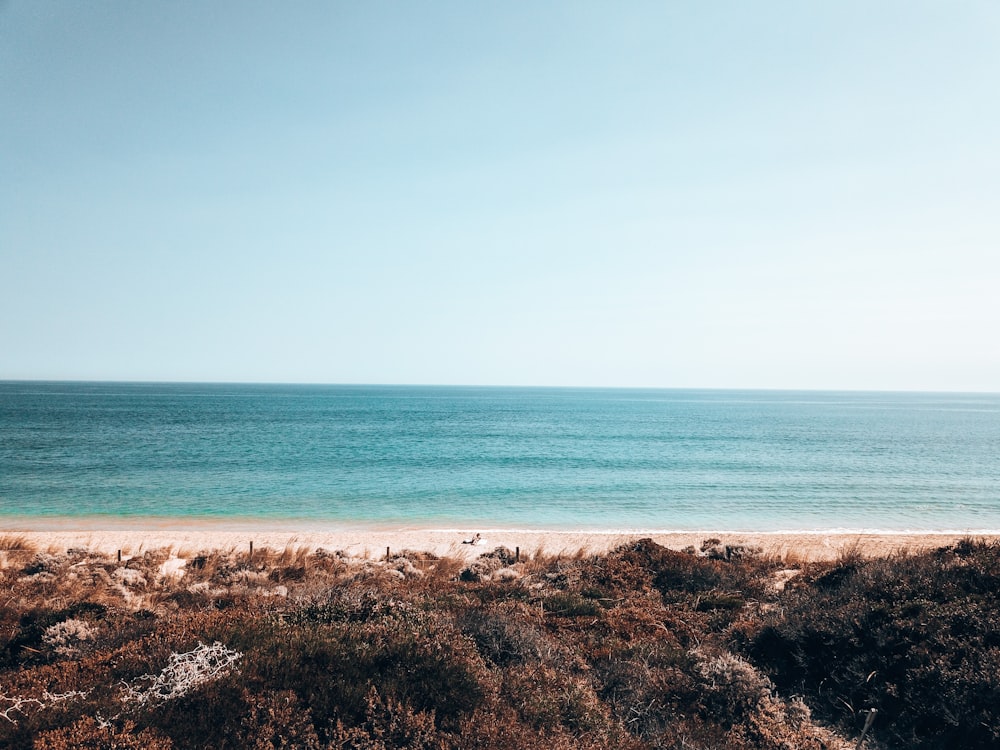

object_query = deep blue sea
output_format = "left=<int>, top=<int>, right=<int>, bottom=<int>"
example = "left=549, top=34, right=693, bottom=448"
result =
left=2, top=382, right=999, bottom=532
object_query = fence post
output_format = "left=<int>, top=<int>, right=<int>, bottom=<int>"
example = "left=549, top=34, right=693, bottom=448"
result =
left=515, top=546, right=520, bottom=562
left=855, top=709, right=877, bottom=749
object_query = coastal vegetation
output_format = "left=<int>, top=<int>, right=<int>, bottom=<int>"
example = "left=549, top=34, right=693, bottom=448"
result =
left=1, top=536, right=997, bottom=749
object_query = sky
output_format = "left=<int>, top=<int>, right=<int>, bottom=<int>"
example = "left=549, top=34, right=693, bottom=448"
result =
left=2, top=1, right=999, bottom=391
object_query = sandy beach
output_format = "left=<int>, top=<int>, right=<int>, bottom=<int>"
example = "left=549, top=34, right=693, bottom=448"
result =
left=3, top=518, right=992, bottom=562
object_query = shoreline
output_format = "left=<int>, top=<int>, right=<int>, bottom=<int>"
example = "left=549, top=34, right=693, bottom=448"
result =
left=4, top=518, right=997, bottom=562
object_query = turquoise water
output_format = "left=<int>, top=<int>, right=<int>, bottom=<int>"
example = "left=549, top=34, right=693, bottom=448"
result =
left=2, top=382, right=999, bottom=532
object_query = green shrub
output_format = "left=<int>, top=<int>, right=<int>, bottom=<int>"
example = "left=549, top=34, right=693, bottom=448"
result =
left=747, top=540, right=1000, bottom=749
left=543, top=592, right=602, bottom=618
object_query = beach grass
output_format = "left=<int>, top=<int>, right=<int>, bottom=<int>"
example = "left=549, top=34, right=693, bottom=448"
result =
left=0, top=534, right=35, bottom=551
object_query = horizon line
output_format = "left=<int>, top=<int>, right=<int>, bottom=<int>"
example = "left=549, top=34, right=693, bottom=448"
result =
left=1, top=378, right=998, bottom=396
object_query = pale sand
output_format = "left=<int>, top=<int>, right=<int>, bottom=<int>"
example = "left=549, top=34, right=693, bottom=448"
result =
left=3, top=519, right=993, bottom=562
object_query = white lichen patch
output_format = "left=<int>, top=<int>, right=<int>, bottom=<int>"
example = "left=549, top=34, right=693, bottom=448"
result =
left=43, top=618, right=98, bottom=656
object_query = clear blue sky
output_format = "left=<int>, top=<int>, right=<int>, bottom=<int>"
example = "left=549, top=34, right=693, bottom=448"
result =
left=3, top=1, right=998, bottom=390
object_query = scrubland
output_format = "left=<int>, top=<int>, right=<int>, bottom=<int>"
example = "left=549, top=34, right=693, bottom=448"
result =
left=1, top=534, right=997, bottom=749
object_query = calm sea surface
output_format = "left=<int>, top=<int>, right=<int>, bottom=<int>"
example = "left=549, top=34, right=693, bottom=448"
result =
left=2, top=382, right=999, bottom=532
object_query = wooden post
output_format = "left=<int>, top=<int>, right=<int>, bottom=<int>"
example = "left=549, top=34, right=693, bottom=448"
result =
left=515, top=546, right=520, bottom=562
left=856, top=709, right=877, bottom=749
left=386, top=546, right=391, bottom=560
left=117, top=549, right=122, bottom=563
left=249, top=540, right=253, bottom=558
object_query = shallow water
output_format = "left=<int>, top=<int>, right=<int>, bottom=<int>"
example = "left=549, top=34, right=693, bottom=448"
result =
left=2, top=382, right=999, bottom=532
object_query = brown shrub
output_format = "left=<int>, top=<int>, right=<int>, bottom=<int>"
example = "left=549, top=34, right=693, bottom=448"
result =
left=325, top=687, right=439, bottom=750
left=33, top=717, right=173, bottom=750
left=147, top=684, right=320, bottom=750
left=5, top=542, right=962, bottom=749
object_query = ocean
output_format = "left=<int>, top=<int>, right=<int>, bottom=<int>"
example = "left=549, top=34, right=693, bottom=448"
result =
left=2, top=382, right=999, bottom=532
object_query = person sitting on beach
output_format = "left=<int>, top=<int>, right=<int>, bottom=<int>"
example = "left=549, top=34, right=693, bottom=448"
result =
left=462, top=533, right=482, bottom=545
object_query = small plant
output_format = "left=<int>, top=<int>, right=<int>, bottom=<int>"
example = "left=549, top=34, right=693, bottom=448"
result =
left=544, top=591, right=603, bottom=618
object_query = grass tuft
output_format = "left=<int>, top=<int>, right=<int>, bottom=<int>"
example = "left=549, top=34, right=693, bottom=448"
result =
left=0, top=535, right=36, bottom=552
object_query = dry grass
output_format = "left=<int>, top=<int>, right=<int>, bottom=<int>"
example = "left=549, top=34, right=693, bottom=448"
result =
left=834, top=536, right=866, bottom=564
left=275, top=542, right=312, bottom=566
left=0, top=534, right=36, bottom=551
